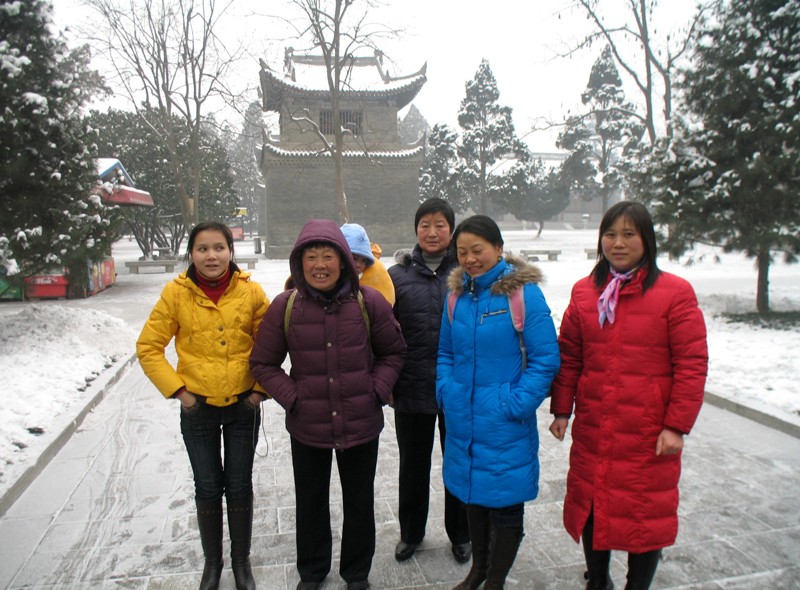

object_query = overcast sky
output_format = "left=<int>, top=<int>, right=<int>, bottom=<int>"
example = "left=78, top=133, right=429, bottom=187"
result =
left=52, top=0, right=701, bottom=152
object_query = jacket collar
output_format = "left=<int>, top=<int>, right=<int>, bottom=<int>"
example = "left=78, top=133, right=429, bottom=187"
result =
left=447, top=254, right=544, bottom=297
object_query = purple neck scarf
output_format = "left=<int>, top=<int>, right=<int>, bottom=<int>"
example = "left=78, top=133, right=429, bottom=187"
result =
left=598, top=268, right=635, bottom=327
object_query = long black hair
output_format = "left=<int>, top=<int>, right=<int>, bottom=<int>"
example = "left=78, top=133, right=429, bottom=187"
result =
left=592, top=201, right=660, bottom=293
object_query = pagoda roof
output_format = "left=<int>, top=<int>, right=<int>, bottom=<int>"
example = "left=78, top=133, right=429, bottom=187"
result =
left=260, top=136, right=424, bottom=161
left=259, top=49, right=427, bottom=112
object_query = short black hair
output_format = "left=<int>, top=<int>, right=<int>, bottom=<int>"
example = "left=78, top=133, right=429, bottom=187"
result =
left=414, top=198, right=455, bottom=235
left=452, top=215, right=504, bottom=250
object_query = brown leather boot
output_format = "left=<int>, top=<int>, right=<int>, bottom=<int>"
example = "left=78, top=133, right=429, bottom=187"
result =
left=452, top=506, right=490, bottom=590
left=228, top=495, right=256, bottom=590
left=482, top=524, right=523, bottom=590
left=196, top=498, right=224, bottom=590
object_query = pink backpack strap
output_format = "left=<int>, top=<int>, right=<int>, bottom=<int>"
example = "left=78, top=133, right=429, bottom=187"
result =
left=509, top=287, right=527, bottom=369
left=508, top=286, right=525, bottom=333
left=447, top=290, right=458, bottom=323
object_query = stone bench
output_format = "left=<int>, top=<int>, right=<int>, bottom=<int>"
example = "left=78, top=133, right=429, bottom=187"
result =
left=520, top=249, right=562, bottom=262
left=236, top=257, right=259, bottom=269
left=125, top=260, right=178, bottom=274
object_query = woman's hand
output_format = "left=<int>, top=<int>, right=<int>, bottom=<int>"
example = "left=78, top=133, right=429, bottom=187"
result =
left=176, top=389, right=196, bottom=408
left=549, top=417, right=569, bottom=441
left=656, top=428, right=684, bottom=455
left=246, top=392, right=264, bottom=408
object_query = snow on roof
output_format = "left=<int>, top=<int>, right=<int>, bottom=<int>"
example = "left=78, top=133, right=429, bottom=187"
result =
left=259, top=50, right=427, bottom=111
left=96, top=158, right=134, bottom=186
left=260, top=140, right=424, bottom=159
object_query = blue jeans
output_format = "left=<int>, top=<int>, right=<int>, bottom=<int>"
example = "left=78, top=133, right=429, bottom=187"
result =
left=180, top=396, right=261, bottom=502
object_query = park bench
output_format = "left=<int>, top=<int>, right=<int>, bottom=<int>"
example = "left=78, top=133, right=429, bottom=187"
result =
left=236, top=257, right=259, bottom=269
left=520, top=249, right=562, bottom=262
left=585, top=247, right=599, bottom=260
left=125, top=259, right=179, bottom=274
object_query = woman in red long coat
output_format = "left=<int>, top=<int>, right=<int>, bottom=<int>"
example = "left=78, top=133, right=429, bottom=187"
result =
left=549, top=201, right=708, bottom=590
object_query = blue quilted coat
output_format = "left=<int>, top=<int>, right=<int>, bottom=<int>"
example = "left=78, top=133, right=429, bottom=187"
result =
left=437, top=255, right=560, bottom=508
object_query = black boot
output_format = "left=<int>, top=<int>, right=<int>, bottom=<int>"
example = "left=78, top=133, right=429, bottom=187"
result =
left=196, top=498, right=224, bottom=590
left=582, top=512, right=613, bottom=590
left=624, top=549, right=661, bottom=590
left=585, top=570, right=615, bottom=590
left=482, top=525, right=524, bottom=590
left=453, top=506, right=490, bottom=590
left=228, top=495, right=256, bottom=590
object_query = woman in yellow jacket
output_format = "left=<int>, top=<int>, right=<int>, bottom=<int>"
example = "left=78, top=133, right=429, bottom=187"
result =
left=137, top=221, right=270, bottom=590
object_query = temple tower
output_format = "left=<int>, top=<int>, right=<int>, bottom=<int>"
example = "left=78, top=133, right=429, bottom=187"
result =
left=258, top=49, right=427, bottom=257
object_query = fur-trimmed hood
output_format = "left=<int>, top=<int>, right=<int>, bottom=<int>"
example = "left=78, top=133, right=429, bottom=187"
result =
left=447, top=253, right=544, bottom=297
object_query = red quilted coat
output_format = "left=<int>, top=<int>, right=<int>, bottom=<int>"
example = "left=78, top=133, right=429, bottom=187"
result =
left=550, top=268, right=708, bottom=552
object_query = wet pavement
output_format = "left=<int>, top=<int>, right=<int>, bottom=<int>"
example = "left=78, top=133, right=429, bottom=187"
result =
left=1, top=254, right=799, bottom=589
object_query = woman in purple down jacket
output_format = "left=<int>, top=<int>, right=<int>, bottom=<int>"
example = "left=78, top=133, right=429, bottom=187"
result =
left=249, top=219, right=406, bottom=590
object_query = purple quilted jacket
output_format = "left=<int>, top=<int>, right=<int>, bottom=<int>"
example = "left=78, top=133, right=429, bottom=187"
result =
left=249, top=219, right=406, bottom=449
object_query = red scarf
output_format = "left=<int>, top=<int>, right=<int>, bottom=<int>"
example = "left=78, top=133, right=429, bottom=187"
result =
left=195, top=266, right=232, bottom=305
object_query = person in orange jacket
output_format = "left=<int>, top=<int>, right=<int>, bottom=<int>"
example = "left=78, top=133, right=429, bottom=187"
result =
left=340, top=223, right=395, bottom=306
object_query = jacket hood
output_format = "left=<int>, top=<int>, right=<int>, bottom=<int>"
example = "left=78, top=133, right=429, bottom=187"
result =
left=447, top=253, right=543, bottom=296
left=394, top=247, right=414, bottom=266
left=289, top=219, right=360, bottom=295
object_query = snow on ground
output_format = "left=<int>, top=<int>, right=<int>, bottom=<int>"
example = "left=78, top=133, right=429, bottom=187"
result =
left=0, top=227, right=797, bottom=501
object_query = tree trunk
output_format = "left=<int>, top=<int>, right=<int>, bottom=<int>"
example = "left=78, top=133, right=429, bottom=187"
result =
left=756, top=249, right=770, bottom=314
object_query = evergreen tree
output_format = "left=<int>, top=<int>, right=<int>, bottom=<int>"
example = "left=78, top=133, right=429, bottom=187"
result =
left=224, top=101, right=264, bottom=235
left=90, top=107, right=238, bottom=256
left=0, top=0, right=113, bottom=294
left=503, top=162, right=571, bottom=237
left=398, top=104, right=430, bottom=144
left=90, top=108, right=176, bottom=257
left=557, top=46, right=644, bottom=212
left=419, top=123, right=464, bottom=211
left=457, top=59, right=529, bottom=215
left=637, top=0, right=800, bottom=313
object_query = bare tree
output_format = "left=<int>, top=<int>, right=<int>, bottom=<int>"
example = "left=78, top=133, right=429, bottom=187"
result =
left=283, top=0, right=398, bottom=223
left=85, top=0, right=243, bottom=231
left=561, top=0, right=713, bottom=143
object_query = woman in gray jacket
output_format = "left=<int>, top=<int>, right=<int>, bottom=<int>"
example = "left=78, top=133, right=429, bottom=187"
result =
left=250, top=219, right=406, bottom=590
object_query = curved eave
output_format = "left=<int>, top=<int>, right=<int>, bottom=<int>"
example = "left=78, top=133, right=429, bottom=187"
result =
left=260, top=68, right=426, bottom=112
left=260, top=141, right=424, bottom=160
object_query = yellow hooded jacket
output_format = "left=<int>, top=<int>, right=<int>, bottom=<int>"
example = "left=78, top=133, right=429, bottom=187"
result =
left=137, top=266, right=270, bottom=406
left=360, top=243, right=395, bottom=305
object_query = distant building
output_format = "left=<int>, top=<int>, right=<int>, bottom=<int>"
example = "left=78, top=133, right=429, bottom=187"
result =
left=258, top=49, right=427, bottom=257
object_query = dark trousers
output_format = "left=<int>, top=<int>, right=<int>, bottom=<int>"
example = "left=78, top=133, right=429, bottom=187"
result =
left=582, top=510, right=662, bottom=590
left=291, top=436, right=379, bottom=584
left=395, top=410, right=470, bottom=545
left=180, top=397, right=261, bottom=502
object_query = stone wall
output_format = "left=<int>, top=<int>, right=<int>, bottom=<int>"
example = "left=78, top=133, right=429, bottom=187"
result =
left=259, top=154, right=423, bottom=258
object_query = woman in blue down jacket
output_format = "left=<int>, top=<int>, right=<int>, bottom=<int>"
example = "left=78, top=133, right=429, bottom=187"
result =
left=249, top=219, right=406, bottom=590
left=437, top=215, right=560, bottom=590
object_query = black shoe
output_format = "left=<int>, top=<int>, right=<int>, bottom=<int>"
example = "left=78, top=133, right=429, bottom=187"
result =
left=296, top=582, right=321, bottom=590
left=394, top=540, right=418, bottom=561
left=347, top=581, right=370, bottom=590
left=452, top=542, right=472, bottom=564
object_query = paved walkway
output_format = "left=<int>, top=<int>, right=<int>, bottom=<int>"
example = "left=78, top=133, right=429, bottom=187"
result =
left=1, top=355, right=799, bottom=589
left=1, top=255, right=798, bottom=589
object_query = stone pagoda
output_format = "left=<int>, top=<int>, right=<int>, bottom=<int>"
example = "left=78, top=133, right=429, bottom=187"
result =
left=258, top=49, right=427, bottom=257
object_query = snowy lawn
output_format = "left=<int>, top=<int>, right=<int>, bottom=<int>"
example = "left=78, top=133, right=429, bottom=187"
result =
left=0, top=228, right=798, bottom=501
